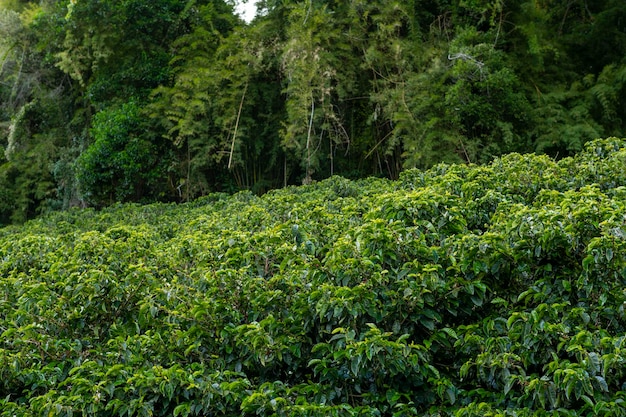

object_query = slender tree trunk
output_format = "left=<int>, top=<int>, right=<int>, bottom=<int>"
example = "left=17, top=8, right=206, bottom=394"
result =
left=305, top=97, right=314, bottom=184
left=229, top=83, right=248, bottom=170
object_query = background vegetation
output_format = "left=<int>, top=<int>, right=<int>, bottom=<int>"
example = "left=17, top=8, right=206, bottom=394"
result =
left=0, top=137, right=625, bottom=415
left=1, top=0, right=625, bottom=223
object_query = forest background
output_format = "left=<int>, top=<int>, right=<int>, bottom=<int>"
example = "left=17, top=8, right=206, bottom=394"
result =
left=0, top=0, right=625, bottom=224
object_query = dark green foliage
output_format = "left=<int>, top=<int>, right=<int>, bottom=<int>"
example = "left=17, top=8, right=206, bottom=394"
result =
left=0, top=2, right=76, bottom=223
left=76, top=101, right=173, bottom=206
left=2, top=138, right=626, bottom=415
left=2, top=0, right=626, bottom=223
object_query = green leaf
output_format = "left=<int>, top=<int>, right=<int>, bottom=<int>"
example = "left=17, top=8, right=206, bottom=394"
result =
left=351, top=355, right=362, bottom=377
left=582, top=255, right=595, bottom=271
left=441, top=327, right=458, bottom=340
left=470, top=294, right=484, bottom=307
left=581, top=394, right=595, bottom=408
left=504, top=377, right=514, bottom=396
left=588, top=352, right=601, bottom=374
left=386, top=389, right=401, bottom=405
left=547, top=382, right=557, bottom=409
left=594, top=375, right=609, bottom=392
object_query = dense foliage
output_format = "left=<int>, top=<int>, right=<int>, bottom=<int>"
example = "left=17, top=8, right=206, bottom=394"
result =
left=1, top=0, right=626, bottom=223
left=0, top=137, right=625, bottom=415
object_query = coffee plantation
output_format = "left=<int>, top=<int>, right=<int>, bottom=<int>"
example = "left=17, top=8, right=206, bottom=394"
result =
left=1, top=138, right=626, bottom=416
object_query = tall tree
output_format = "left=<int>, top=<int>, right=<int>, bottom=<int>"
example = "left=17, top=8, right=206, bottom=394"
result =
left=0, top=2, right=76, bottom=223
left=147, top=1, right=240, bottom=200
left=280, top=0, right=353, bottom=183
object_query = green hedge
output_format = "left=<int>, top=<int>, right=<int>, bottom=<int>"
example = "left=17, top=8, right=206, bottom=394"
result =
left=1, top=138, right=626, bottom=416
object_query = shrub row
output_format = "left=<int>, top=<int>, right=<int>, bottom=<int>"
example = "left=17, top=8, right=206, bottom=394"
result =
left=1, top=138, right=626, bottom=416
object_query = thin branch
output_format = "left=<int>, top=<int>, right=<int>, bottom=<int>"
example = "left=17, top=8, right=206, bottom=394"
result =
left=228, top=82, right=248, bottom=170
left=493, top=9, right=503, bottom=47
left=0, top=42, right=18, bottom=78
left=448, top=53, right=485, bottom=69
left=186, top=139, right=191, bottom=201
left=9, top=47, right=25, bottom=108
left=458, top=137, right=471, bottom=164
left=303, top=0, right=312, bottom=24
left=559, top=1, right=574, bottom=35
left=305, top=95, right=315, bottom=183
left=364, top=130, right=394, bottom=160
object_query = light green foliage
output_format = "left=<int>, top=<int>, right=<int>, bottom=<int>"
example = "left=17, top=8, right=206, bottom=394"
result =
left=1, top=137, right=626, bottom=415
left=146, top=3, right=249, bottom=198
left=280, top=0, right=354, bottom=181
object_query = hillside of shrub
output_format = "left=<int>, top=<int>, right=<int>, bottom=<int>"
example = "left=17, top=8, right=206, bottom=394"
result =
left=1, top=138, right=626, bottom=416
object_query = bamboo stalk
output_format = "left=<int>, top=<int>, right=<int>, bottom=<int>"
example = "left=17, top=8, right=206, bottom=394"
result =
left=228, top=82, right=248, bottom=170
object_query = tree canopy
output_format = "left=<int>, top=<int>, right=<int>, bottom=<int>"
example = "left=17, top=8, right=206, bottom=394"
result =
left=1, top=0, right=625, bottom=222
